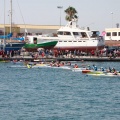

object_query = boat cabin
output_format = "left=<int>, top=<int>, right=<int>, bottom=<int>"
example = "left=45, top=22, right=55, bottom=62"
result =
left=26, top=36, right=38, bottom=44
left=57, top=30, right=101, bottom=40
left=57, top=31, right=88, bottom=38
left=57, top=18, right=101, bottom=40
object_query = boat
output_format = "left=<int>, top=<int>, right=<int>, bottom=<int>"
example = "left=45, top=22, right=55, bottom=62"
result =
left=0, top=0, right=26, bottom=52
left=104, top=28, right=120, bottom=47
left=87, top=73, right=120, bottom=77
left=23, top=37, right=58, bottom=51
left=0, top=38, right=25, bottom=52
left=82, top=69, right=93, bottom=73
left=72, top=67, right=86, bottom=72
left=33, top=17, right=105, bottom=52
left=82, top=69, right=106, bottom=74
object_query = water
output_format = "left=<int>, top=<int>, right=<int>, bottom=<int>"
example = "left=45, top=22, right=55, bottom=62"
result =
left=0, top=61, right=120, bottom=120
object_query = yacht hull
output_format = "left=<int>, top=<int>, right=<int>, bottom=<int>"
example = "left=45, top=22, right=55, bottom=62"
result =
left=53, top=46, right=104, bottom=51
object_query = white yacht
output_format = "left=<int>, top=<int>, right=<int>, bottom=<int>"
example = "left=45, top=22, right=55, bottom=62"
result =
left=27, top=18, right=105, bottom=52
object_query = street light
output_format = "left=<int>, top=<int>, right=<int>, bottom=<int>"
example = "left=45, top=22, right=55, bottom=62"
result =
left=57, top=6, right=63, bottom=26
left=111, top=12, right=113, bottom=28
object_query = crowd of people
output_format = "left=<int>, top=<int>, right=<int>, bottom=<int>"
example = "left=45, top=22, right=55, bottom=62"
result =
left=0, top=47, right=120, bottom=59
left=0, top=49, right=21, bottom=58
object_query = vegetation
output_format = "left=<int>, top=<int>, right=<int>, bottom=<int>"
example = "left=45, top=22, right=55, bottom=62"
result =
left=64, top=6, right=78, bottom=21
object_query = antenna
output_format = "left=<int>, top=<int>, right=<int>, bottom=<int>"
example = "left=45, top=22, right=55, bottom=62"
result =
left=116, top=23, right=119, bottom=28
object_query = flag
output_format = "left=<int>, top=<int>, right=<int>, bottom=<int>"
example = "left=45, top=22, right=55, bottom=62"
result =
left=102, top=31, right=106, bottom=36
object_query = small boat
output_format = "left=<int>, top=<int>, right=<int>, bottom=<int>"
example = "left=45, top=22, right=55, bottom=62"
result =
left=82, top=69, right=93, bottom=73
left=72, top=67, right=86, bottom=72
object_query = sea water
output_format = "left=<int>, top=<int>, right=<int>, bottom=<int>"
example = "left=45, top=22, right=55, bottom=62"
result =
left=0, top=61, right=120, bottom=120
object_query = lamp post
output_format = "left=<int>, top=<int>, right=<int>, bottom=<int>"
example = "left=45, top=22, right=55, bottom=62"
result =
left=57, top=6, right=63, bottom=26
left=111, top=12, right=113, bottom=28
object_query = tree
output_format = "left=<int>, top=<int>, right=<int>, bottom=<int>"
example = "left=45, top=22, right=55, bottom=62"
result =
left=64, top=6, right=78, bottom=21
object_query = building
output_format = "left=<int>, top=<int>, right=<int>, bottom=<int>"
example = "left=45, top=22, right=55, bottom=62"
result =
left=0, top=24, right=61, bottom=35
left=105, top=28, right=120, bottom=46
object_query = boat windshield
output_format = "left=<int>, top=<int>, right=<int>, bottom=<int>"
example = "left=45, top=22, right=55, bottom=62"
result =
left=73, top=32, right=79, bottom=35
left=58, top=31, right=63, bottom=35
left=88, top=31, right=100, bottom=38
left=73, top=32, right=88, bottom=38
left=81, top=32, right=88, bottom=38
left=58, top=31, right=71, bottom=35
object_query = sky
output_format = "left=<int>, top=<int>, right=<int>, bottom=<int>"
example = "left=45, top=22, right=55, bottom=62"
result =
left=0, top=0, right=120, bottom=33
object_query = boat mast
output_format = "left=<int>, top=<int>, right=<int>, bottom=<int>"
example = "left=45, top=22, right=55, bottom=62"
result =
left=3, top=0, right=6, bottom=51
left=10, top=0, right=12, bottom=34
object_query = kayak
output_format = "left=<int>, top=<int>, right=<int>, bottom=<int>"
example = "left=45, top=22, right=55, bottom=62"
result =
left=72, top=68, right=86, bottom=72
left=8, top=65, right=27, bottom=68
left=88, top=71, right=104, bottom=74
left=82, top=69, right=105, bottom=74
left=32, top=64, right=48, bottom=67
left=49, top=66, right=71, bottom=70
left=106, top=72, right=120, bottom=76
left=82, top=69, right=93, bottom=73
left=87, top=73, right=120, bottom=77
left=87, top=73, right=106, bottom=76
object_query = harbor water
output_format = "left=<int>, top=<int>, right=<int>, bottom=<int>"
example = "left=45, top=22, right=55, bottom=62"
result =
left=0, top=61, right=120, bottom=120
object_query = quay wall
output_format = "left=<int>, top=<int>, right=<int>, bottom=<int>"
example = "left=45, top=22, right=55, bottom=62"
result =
left=0, top=56, right=120, bottom=62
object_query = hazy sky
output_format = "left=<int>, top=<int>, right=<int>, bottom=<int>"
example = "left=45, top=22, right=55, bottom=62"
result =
left=0, top=0, right=120, bottom=32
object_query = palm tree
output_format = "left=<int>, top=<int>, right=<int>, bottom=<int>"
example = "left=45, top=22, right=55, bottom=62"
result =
left=65, top=6, right=78, bottom=21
